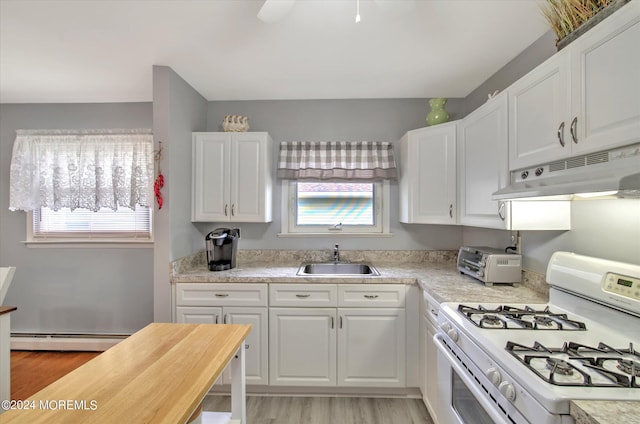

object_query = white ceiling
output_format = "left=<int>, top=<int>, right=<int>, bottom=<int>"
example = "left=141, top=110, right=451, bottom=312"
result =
left=0, top=0, right=551, bottom=104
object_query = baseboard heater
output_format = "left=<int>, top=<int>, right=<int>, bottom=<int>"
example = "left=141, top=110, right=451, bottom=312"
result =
left=11, top=332, right=130, bottom=352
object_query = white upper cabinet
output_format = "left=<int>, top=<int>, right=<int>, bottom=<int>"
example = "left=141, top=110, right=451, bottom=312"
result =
left=399, top=123, right=457, bottom=225
left=509, top=3, right=640, bottom=170
left=508, top=50, right=572, bottom=170
left=458, top=92, right=509, bottom=229
left=192, top=132, right=273, bottom=222
left=569, top=4, right=640, bottom=155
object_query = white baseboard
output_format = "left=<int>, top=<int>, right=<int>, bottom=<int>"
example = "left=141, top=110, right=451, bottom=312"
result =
left=10, top=334, right=128, bottom=351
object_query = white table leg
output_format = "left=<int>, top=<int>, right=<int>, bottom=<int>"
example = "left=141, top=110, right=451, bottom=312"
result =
left=0, top=314, right=11, bottom=412
left=228, top=345, right=246, bottom=424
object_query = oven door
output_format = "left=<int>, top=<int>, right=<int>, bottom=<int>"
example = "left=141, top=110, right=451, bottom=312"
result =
left=434, top=333, right=529, bottom=424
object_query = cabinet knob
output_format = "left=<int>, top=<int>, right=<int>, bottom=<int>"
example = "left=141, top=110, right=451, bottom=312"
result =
left=363, top=294, right=379, bottom=299
left=224, top=204, right=228, bottom=216
left=295, top=294, right=311, bottom=298
left=231, top=204, right=235, bottom=216
left=449, top=204, right=453, bottom=218
left=215, top=293, right=229, bottom=297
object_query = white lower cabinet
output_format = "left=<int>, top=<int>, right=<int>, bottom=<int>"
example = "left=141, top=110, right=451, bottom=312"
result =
left=176, top=306, right=269, bottom=385
left=421, top=291, right=441, bottom=423
left=338, top=308, right=405, bottom=387
left=176, top=283, right=408, bottom=390
left=269, top=308, right=337, bottom=386
left=174, top=283, right=269, bottom=386
left=268, top=283, right=407, bottom=388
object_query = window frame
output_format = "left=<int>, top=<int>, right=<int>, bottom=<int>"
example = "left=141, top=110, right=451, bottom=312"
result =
left=279, top=180, right=391, bottom=237
left=24, top=207, right=154, bottom=248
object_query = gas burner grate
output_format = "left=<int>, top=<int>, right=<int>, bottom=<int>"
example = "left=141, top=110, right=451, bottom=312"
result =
left=506, top=341, right=639, bottom=388
left=457, top=304, right=587, bottom=330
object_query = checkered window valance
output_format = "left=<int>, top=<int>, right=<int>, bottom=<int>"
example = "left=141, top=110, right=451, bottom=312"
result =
left=277, top=141, right=397, bottom=180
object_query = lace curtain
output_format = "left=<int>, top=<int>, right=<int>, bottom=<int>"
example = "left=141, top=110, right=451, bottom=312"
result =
left=277, top=141, right=397, bottom=180
left=9, top=129, right=154, bottom=212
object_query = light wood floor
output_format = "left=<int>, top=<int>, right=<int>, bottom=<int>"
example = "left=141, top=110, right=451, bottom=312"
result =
left=204, top=395, right=434, bottom=424
left=11, top=350, right=434, bottom=424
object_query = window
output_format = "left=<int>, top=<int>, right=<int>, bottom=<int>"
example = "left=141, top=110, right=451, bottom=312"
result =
left=280, top=180, right=390, bottom=236
left=27, top=206, right=152, bottom=245
left=9, top=128, right=155, bottom=246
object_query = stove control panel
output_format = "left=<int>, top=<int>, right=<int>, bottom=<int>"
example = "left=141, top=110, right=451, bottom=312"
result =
left=603, top=272, right=640, bottom=301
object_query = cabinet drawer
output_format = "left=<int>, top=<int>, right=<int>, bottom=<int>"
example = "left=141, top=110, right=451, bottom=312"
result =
left=176, top=283, right=268, bottom=307
left=269, top=284, right=338, bottom=307
left=338, top=284, right=406, bottom=307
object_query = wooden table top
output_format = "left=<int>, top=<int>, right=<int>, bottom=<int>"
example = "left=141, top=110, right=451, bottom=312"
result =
left=1, top=323, right=251, bottom=424
left=0, top=306, right=17, bottom=316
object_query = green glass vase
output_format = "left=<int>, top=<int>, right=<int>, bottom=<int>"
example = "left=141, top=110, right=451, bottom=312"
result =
left=426, top=98, right=449, bottom=126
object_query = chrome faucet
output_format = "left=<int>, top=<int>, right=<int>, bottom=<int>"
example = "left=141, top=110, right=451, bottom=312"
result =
left=334, top=243, right=340, bottom=264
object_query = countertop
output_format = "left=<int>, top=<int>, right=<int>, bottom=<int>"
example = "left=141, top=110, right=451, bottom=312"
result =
left=571, top=401, right=640, bottom=424
left=170, top=249, right=549, bottom=304
left=170, top=249, right=636, bottom=424
left=0, top=306, right=17, bottom=316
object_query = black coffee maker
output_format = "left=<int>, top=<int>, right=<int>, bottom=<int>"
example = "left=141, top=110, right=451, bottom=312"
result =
left=205, top=228, right=240, bottom=271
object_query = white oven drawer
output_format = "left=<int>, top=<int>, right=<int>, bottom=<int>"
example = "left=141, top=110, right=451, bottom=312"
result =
left=176, top=283, right=268, bottom=307
left=269, top=284, right=338, bottom=307
left=338, top=284, right=406, bottom=307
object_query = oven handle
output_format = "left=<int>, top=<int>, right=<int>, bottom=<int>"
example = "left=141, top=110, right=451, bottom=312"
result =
left=434, top=333, right=513, bottom=424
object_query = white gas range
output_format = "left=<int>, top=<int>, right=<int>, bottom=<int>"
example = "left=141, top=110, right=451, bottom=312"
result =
left=434, top=252, right=640, bottom=424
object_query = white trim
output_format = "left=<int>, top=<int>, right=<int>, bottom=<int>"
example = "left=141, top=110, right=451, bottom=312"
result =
left=10, top=334, right=127, bottom=351
left=280, top=181, right=391, bottom=236
left=277, top=232, right=393, bottom=238
left=23, top=240, right=154, bottom=248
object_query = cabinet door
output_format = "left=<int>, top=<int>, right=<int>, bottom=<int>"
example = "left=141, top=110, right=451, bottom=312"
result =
left=223, top=307, right=268, bottom=386
left=269, top=308, right=337, bottom=386
left=424, top=316, right=440, bottom=423
left=570, top=5, right=640, bottom=154
left=192, top=133, right=231, bottom=222
left=508, top=51, right=572, bottom=170
left=458, top=93, right=509, bottom=229
left=337, top=308, right=405, bottom=387
left=419, top=308, right=427, bottom=399
left=175, top=306, right=222, bottom=324
left=230, top=133, right=272, bottom=222
left=399, top=123, right=457, bottom=224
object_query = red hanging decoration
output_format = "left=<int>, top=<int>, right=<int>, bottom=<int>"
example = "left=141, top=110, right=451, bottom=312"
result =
left=154, top=142, right=164, bottom=209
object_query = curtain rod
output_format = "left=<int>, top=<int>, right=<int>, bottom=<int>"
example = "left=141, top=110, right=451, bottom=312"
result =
left=16, top=128, right=153, bottom=136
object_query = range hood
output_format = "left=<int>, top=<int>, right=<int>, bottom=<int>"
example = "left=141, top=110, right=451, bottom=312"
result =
left=493, top=144, right=640, bottom=200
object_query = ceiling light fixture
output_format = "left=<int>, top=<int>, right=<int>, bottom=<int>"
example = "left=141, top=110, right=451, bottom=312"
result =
left=355, top=0, right=361, bottom=23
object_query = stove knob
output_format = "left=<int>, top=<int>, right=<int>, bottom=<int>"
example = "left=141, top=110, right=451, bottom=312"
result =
left=446, top=328, right=459, bottom=343
left=486, top=367, right=501, bottom=386
left=440, top=322, right=451, bottom=333
left=499, top=381, right=516, bottom=402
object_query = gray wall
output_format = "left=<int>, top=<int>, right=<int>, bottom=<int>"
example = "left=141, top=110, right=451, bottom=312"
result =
left=517, top=200, right=640, bottom=273
left=0, top=103, right=154, bottom=334
left=195, top=99, right=466, bottom=252
left=464, top=30, right=556, bottom=114
left=153, top=66, right=208, bottom=323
